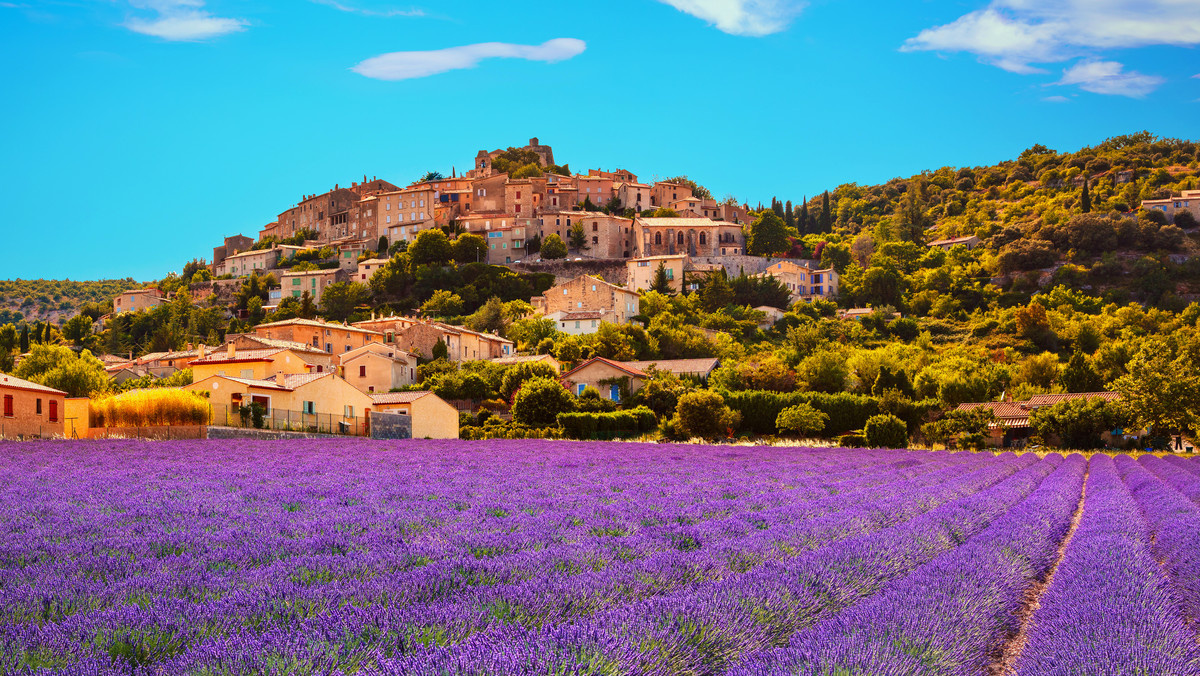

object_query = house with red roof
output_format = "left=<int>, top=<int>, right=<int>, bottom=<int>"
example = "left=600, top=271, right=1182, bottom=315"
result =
left=0, top=374, right=66, bottom=438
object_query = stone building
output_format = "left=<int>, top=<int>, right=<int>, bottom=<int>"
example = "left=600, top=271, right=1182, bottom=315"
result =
left=1142, top=189, right=1200, bottom=224
left=113, top=289, right=168, bottom=314
left=252, top=318, right=383, bottom=355
left=340, top=342, right=418, bottom=394
left=531, top=275, right=640, bottom=325
left=758, top=260, right=839, bottom=302
left=279, top=268, right=348, bottom=306
left=634, top=217, right=728, bottom=257
left=212, top=234, right=254, bottom=271
left=538, top=211, right=634, bottom=259
left=651, top=181, right=694, bottom=208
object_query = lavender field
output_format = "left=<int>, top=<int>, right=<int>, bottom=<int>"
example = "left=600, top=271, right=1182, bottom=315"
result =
left=2, top=440, right=1199, bottom=675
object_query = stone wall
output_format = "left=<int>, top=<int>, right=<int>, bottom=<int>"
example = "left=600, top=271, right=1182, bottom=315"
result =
left=369, top=410, right=412, bottom=440
left=690, top=255, right=775, bottom=276
left=206, top=426, right=344, bottom=440
left=512, top=259, right=628, bottom=286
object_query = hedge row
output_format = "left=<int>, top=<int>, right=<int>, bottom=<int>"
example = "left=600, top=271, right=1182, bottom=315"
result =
left=721, top=390, right=880, bottom=436
left=557, top=407, right=658, bottom=439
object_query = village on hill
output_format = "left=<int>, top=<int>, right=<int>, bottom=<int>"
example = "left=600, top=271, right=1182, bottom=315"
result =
left=2, top=134, right=1200, bottom=450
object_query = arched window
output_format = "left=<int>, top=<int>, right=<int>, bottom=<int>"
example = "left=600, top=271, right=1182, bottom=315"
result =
left=655, top=232, right=662, bottom=245
left=677, top=232, right=685, bottom=245
left=699, top=232, right=707, bottom=245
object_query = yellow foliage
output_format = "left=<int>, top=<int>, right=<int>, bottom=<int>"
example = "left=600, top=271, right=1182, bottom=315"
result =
left=90, top=389, right=210, bottom=427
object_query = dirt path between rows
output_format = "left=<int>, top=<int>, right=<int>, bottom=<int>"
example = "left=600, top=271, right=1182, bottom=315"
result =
left=988, top=470, right=1088, bottom=676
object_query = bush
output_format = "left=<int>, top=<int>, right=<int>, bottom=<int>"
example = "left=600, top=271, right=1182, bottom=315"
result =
left=1029, top=397, right=1126, bottom=449
left=671, top=391, right=740, bottom=440
left=557, top=406, right=658, bottom=439
left=837, top=433, right=867, bottom=447
left=540, top=234, right=567, bottom=259
left=511, top=376, right=575, bottom=427
left=864, top=413, right=909, bottom=449
left=775, top=404, right=828, bottom=436
left=722, top=390, right=880, bottom=436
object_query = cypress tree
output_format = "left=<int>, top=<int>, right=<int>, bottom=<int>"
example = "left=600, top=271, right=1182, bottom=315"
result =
left=19, top=325, right=29, bottom=353
left=799, top=197, right=810, bottom=234
left=784, top=200, right=795, bottom=230
left=772, top=197, right=784, bottom=218
left=820, top=191, right=832, bottom=232
left=1081, top=177, right=1091, bottom=213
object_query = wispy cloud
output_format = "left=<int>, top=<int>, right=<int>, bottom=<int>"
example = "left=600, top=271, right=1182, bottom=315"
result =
left=124, top=0, right=247, bottom=41
left=655, top=0, right=805, bottom=36
left=1055, top=59, right=1164, bottom=98
left=310, top=0, right=424, bottom=18
left=1042, top=95, right=1070, bottom=102
left=903, top=0, right=1198, bottom=95
left=352, top=38, right=585, bottom=81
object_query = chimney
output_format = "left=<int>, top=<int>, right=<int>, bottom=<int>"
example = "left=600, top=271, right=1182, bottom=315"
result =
left=227, top=343, right=236, bottom=359
left=198, top=344, right=207, bottom=360
left=276, top=372, right=287, bottom=387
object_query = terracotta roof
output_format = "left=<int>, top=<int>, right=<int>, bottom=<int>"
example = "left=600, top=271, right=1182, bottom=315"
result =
left=0, top=374, right=67, bottom=396
left=560, top=357, right=647, bottom=381
left=216, top=372, right=330, bottom=391
left=191, top=348, right=284, bottom=365
left=370, top=391, right=433, bottom=404
left=1027, top=392, right=1120, bottom=408
left=238, top=336, right=328, bottom=354
left=623, top=358, right=719, bottom=376
left=955, top=401, right=1031, bottom=429
left=256, top=318, right=382, bottom=335
left=556, top=311, right=605, bottom=321
left=490, top=354, right=558, bottom=366
left=637, top=217, right=720, bottom=227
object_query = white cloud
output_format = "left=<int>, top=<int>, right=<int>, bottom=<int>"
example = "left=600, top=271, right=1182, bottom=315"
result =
left=352, top=38, right=586, bottom=81
left=124, top=0, right=247, bottom=40
left=1055, top=59, right=1165, bottom=97
left=655, top=0, right=805, bottom=36
left=1042, top=95, right=1070, bottom=102
left=903, top=0, right=1197, bottom=94
left=310, top=0, right=424, bottom=18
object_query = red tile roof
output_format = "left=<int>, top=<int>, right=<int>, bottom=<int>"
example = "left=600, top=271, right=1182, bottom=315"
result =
left=370, top=391, right=433, bottom=404
left=0, top=374, right=67, bottom=396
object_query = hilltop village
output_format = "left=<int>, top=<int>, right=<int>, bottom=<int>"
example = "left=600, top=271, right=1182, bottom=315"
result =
left=3, top=133, right=1200, bottom=449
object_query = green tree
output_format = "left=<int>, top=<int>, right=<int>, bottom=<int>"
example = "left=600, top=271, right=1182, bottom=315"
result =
left=776, top=403, right=829, bottom=436
left=568, top=222, right=589, bottom=251
left=1114, top=340, right=1200, bottom=436
left=421, top=290, right=463, bottom=317
left=500, top=361, right=559, bottom=400
left=453, top=233, right=489, bottom=265
left=1060, top=351, right=1103, bottom=393
left=921, top=408, right=996, bottom=450
left=541, top=233, right=567, bottom=259
left=319, top=282, right=370, bottom=322
left=19, top=324, right=29, bottom=353
left=431, top=338, right=449, bottom=361
left=512, top=376, right=575, bottom=427
left=864, top=413, right=909, bottom=448
left=61, top=314, right=93, bottom=347
left=298, top=290, right=317, bottom=319
left=1029, top=397, right=1125, bottom=449
left=797, top=349, right=849, bottom=393
left=408, top=229, right=454, bottom=267
left=671, top=390, right=740, bottom=440
left=819, top=191, right=832, bottom=232
left=465, top=297, right=508, bottom=335
left=16, top=345, right=108, bottom=397
left=1081, top=176, right=1091, bottom=213
left=377, top=235, right=389, bottom=253
left=369, top=253, right=413, bottom=301
left=650, top=261, right=674, bottom=294
left=747, top=210, right=792, bottom=256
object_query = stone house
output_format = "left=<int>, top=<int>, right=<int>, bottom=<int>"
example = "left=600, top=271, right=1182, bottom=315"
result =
left=1142, top=190, right=1200, bottom=224
left=369, top=390, right=460, bottom=439
left=616, top=182, right=651, bottom=212
left=0, top=374, right=65, bottom=439
left=212, top=234, right=254, bottom=271
left=759, top=260, right=839, bottom=302
left=279, top=268, right=348, bottom=305
left=559, top=357, right=647, bottom=401
left=651, top=181, right=694, bottom=208
left=538, top=212, right=633, bottom=259
left=113, top=289, right=167, bottom=314
left=340, top=342, right=418, bottom=394
left=634, top=217, right=726, bottom=257
left=626, top=254, right=687, bottom=292
left=188, top=344, right=331, bottom=382
left=252, top=318, right=383, bottom=355
left=546, top=310, right=614, bottom=335
left=187, top=372, right=373, bottom=432
left=531, top=275, right=640, bottom=325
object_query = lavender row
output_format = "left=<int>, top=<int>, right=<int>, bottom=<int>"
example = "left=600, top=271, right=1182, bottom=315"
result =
left=1123, top=455, right=1200, bottom=627
left=1012, top=454, right=1200, bottom=675
left=376, top=454, right=1051, bottom=675
left=727, top=453, right=1085, bottom=676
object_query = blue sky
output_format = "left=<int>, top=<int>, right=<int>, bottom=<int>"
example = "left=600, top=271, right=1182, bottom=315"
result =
left=2, top=0, right=1198, bottom=281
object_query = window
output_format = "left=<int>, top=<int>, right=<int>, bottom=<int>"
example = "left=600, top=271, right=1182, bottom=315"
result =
left=677, top=232, right=685, bottom=244
left=655, top=233, right=662, bottom=245
left=359, top=365, right=367, bottom=378
left=592, top=223, right=598, bottom=232
left=3, top=395, right=12, bottom=417
left=303, top=401, right=315, bottom=414
left=36, top=399, right=41, bottom=415
left=577, top=383, right=586, bottom=396
left=610, top=384, right=620, bottom=401
left=48, top=400, right=58, bottom=423
left=240, top=369, right=253, bottom=379
left=575, top=321, right=581, bottom=329
left=344, top=405, right=355, bottom=418
left=699, top=232, right=706, bottom=245
left=666, top=268, right=674, bottom=280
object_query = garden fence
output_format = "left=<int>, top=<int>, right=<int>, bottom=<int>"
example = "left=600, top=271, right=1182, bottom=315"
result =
left=209, top=403, right=368, bottom=437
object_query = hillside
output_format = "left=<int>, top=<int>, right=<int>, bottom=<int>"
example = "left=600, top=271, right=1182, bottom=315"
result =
left=0, top=278, right=144, bottom=326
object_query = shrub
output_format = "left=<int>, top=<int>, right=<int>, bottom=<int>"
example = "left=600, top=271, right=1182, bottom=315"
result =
left=557, top=407, right=657, bottom=439
left=775, top=404, right=829, bottom=436
left=864, top=413, right=909, bottom=449
left=511, top=376, right=575, bottom=427
left=671, top=391, right=740, bottom=440
left=540, top=234, right=567, bottom=259
left=722, top=390, right=880, bottom=436
left=1029, top=397, right=1127, bottom=449
left=837, top=433, right=867, bottom=447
